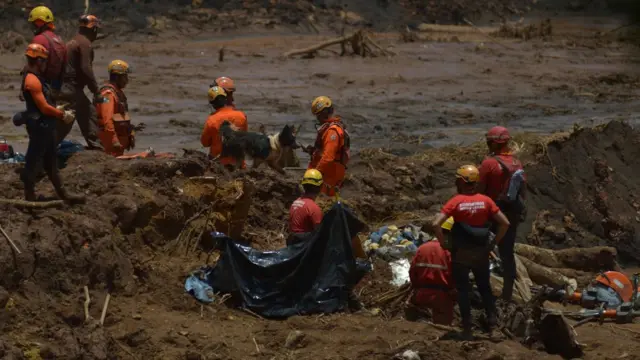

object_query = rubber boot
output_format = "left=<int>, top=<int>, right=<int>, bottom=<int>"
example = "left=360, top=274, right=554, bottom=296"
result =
left=460, top=324, right=473, bottom=341
left=55, top=185, right=86, bottom=204
left=24, top=185, right=37, bottom=202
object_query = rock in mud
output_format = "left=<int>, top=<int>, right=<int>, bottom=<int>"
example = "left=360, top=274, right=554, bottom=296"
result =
left=284, top=330, right=306, bottom=349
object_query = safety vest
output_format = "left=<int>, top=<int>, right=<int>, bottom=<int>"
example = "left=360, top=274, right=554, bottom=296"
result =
left=97, top=83, right=131, bottom=136
left=314, top=118, right=350, bottom=166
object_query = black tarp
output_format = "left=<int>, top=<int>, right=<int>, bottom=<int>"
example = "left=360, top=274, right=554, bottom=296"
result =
left=205, top=202, right=370, bottom=318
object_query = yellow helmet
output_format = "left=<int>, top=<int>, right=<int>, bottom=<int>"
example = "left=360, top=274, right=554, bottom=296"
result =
left=301, top=169, right=323, bottom=186
left=207, top=86, right=227, bottom=102
left=311, top=96, right=332, bottom=115
left=441, top=217, right=454, bottom=231
left=456, top=164, right=480, bottom=183
left=28, top=6, right=54, bottom=23
left=108, top=60, right=130, bottom=75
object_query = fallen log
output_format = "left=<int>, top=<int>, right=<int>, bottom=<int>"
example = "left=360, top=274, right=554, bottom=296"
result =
left=0, top=198, right=64, bottom=209
left=283, top=30, right=395, bottom=58
left=490, top=256, right=532, bottom=304
left=517, top=255, right=576, bottom=290
left=515, top=244, right=618, bottom=272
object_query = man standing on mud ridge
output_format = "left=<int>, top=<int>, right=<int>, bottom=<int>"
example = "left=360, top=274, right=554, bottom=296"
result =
left=306, top=96, right=350, bottom=197
left=16, top=43, right=84, bottom=204
left=57, top=15, right=103, bottom=150
left=478, top=126, right=526, bottom=303
left=95, top=60, right=140, bottom=156
left=22, top=6, right=66, bottom=98
left=201, top=85, right=248, bottom=169
left=432, top=165, right=510, bottom=340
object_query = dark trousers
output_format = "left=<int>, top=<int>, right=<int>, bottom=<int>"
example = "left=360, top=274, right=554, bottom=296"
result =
left=22, top=122, right=61, bottom=194
left=56, top=88, right=102, bottom=149
left=497, top=222, right=518, bottom=301
left=452, top=261, right=496, bottom=329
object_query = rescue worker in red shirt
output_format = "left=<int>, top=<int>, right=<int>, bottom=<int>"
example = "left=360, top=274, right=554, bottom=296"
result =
left=478, top=126, right=526, bottom=303
left=432, top=165, right=510, bottom=340
left=16, top=44, right=83, bottom=204
left=288, top=169, right=324, bottom=245
left=306, top=96, right=350, bottom=197
left=57, top=14, right=103, bottom=149
left=200, top=85, right=248, bottom=169
left=408, top=217, right=455, bottom=325
left=25, top=6, right=66, bottom=92
left=96, top=60, right=137, bottom=156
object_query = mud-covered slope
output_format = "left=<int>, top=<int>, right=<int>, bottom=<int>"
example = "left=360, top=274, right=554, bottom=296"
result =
left=0, top=121, right=639, bottom=359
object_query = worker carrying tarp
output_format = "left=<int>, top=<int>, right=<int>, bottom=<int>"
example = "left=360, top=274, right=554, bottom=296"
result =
left=184, top=202, right=370, bottom=318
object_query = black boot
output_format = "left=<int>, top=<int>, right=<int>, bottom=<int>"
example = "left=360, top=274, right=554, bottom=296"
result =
left=54, top=185, right=86, bottom=204
left=24, top=185, right=37, bottom=202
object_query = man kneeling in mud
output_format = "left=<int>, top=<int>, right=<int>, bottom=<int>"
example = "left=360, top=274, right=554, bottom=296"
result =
left=432, top=165, right=510, bottom=340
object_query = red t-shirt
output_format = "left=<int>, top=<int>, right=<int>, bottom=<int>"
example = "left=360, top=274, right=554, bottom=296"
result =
left=441, top=193, right=500, bottom=227
left=289, top=197, right=323, bottom=233
left=410, top=241, right=453, bottom=290
left=479, top=153, right=524, bottom=201
left=32, top=30, right=66, bottom=84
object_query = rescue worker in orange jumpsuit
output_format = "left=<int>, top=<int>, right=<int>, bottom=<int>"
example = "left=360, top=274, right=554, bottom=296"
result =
left=15, top=44, right=83, bottom=204
left=57, top=14, right=103, bottom=149
left=408, top=217, right=455, bottom=325
left=306, top=96, right=350, bottom=197
left=24, top=6, right=66, bottom=92
left=95, top=60, right=137, bottom=157
left=478, top=126, right=525, bottom=302
left=432, top=165, right=510, bottom=340
left=288, top=169, right=324, bottom=245
left=200, top=85, right=248, bottom=170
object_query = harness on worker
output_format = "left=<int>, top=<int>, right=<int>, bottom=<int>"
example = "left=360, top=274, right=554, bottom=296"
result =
left=97, top=84, right=132, bottom=137
left=450, top=222, right=492, bottom=267
left=493, top=155, right=526, bottom=221
left=315, top=119, right=351, bottom=167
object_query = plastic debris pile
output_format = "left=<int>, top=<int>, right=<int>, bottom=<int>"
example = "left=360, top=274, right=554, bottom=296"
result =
left=363, top=224, right=431, bottom=261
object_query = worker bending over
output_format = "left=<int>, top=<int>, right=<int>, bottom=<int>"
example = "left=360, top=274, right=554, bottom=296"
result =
left=288, top=169, right=324, bottom=245
left=200, top=85, right=248, bottom=169
left=408, top=218, right=455, bottom=325
left=16, top=44, right=83, bottom=204
left=96, top=60, right=137, bottom=156
left=57, top=14, right=103, bottom=149
left=478, top=126, right=526, bottom=302
left=432, top=165, right=510, bottom=340
left=306, top=96, right=350, bottom=197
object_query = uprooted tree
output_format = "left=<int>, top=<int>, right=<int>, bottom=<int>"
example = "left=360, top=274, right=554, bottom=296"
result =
left=283, top=30, right=396, bottom=58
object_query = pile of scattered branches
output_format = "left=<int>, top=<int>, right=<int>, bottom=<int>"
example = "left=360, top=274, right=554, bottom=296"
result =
left=283, top=30, right=396, bottom=58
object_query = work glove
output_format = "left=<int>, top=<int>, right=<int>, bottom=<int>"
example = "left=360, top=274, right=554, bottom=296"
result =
left=128, top=133, right=135, bottom=150
left=61, top=110, right=76, bottom=125
left=302, top=145, right=314, bottom=155
left=112, top=141, right=123, bottom=152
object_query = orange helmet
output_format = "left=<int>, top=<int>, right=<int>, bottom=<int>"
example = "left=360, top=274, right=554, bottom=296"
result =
left=25, top=43, right=49, bottom=60
left=456, top=165, right=479, bottom=183
left=214, top=77, right=235, bottom=93
left=79, top=14, right=100, bottom=29
left=595, top=271, right=633, bottom=302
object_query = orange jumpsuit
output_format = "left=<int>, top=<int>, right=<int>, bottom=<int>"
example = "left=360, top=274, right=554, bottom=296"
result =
left=308, top=117, right=350, bottom=196
left=200, top=106, right=248, bottom=167
left=96, top=83, right=132, bottom=156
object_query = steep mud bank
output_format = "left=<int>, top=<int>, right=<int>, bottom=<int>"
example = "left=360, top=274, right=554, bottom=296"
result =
left=0, top=121, right=639, bottom=358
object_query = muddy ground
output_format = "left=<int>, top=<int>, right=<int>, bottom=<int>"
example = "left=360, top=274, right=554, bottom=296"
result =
left=1, top=4, right=640, bottom=360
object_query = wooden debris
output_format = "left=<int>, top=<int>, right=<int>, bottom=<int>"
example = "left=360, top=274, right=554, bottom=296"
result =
left=0, top=224, right=21, bottom=255
left=100, top=293, right=111, bottom=326
left=0, top=198, right=64, bottom=209
left=283, top=30, right=395, bottom=58
left=84, top=286, right=91, bottom=322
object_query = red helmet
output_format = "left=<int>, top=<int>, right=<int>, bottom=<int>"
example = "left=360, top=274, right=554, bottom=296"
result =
left=486, top=126, right=510, bottom=144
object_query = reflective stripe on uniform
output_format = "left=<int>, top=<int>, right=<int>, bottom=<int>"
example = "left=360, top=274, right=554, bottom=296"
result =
left=414, top=263, right=448, bottom=270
